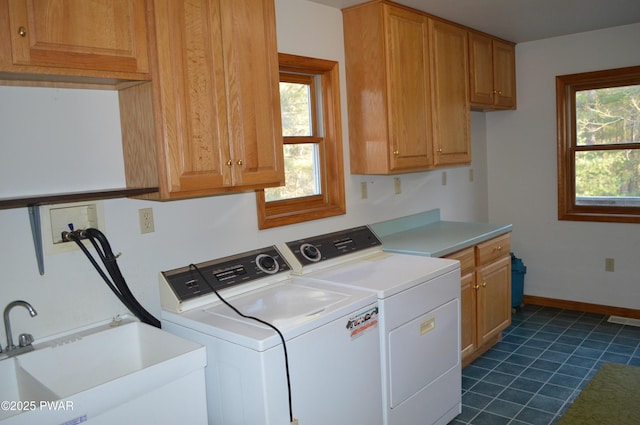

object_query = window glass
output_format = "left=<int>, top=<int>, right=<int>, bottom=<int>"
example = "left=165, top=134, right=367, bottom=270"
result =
left=575, top=150, right=640, bottom=205
left=265, top=144, right=321, bottom=201
left=280, top=81, right=313, bottom=137
left=265, top=74, right=322, bottom=202
left=574, top=85, right=640, bottom=206
left=575, top=85, right=640, bottom=146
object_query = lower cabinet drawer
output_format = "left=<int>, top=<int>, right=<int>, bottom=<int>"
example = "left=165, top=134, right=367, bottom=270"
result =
left=476, top=233, right=510, bottom=266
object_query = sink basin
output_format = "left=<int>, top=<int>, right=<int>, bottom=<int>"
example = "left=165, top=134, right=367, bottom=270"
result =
left=0, top=358, right=58, bottom=420
left=0, top=321, right=207, bottom=425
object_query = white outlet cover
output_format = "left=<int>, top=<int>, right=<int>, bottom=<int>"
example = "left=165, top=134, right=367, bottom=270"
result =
left=40, top=200, right=106, bottom=255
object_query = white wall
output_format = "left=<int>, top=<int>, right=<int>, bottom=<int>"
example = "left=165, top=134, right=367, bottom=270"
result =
left=0, top=0, right=488, bottom=343
left=487, top=23, right=640, bottom=310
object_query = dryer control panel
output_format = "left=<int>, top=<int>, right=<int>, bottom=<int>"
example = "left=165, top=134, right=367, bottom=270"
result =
left=160, top=246, right=291, bottom=310
left=285, top=226, right=382, bottom=267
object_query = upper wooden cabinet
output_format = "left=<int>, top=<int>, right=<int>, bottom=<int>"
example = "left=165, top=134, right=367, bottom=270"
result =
left=343, top=1, right=470, bottom=174
left=344, top=3, right=433, bottom=174
left=429, top=19, right=470, bottom=166
left=119, top=0, right=284, bottom=200
left=0, top=0, right=150, bottom=81
left=469, top=31, right=517, bottom=110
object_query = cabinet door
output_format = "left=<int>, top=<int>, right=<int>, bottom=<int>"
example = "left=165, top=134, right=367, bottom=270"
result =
left=7, top=0, right=149, bottom=74
left=468, top=32, right=494, bottom=106
left=152, top=0, right=230, bottom=196
left=430, top=19, right=470, bottom=165
left=219, top=0, right=284, bottom=187
left=476, top=255, right=511, bottom=346
left=492, top=40, right=516, bottom=108
left=460, top=272, right=477, bottom=359
left=384, top=5, right=433, bottom=171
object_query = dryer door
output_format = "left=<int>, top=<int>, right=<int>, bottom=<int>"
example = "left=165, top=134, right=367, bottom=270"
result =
left=388, top=298, right=459, bottom=407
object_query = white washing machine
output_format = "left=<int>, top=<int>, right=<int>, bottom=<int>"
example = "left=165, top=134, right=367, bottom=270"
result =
left=159, top=246, right=383, bottom=425
left=281, top=226, right=462, bottom=425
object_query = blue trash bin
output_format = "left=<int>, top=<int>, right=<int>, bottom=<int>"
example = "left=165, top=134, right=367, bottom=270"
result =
left=511, top=253, right=526, bottom=308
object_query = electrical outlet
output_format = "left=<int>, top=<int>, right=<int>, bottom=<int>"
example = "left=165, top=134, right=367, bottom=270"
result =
left=139, top=208, right=155, bottom=234
left=441, top=171, right=447, bottom=186
left=469, top=168, right=474, bottom=182
left=393, top=177, right=401, bottom=194
left=360, top=181, right=368, bottom=199
left=605, top=258, right=615, bottom=272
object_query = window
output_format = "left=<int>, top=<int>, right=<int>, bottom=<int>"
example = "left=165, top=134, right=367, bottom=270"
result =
left=256, top=53, right=345, bottom=229
left=556, top=65, right=640, bottom=223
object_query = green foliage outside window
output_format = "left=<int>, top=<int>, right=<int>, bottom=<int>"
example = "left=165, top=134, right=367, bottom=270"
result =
left=574, top=85, right=640, bottom=200
left=265, top=80, right=321, bottom=202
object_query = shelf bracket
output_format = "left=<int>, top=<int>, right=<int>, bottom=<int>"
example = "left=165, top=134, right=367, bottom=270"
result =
left=28, top=205, right=45, bottom=275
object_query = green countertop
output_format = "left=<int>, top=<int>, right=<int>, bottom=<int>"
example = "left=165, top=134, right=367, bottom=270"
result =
left=370, top=210, right=512, bottom=258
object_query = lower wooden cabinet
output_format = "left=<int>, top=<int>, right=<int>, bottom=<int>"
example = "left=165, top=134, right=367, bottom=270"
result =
left=446, top=233, right=511, bottom=366
left=477, top=255, right=512, bottom=346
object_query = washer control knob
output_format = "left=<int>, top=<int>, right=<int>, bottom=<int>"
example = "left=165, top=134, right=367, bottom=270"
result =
left=300, top=243, right=321, bottom=262
left=256, top=254, right=279, bottom=274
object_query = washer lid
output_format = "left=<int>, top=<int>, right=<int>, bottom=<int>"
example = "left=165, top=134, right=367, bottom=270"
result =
left=204, top=283, right=347, bottom=329
left=162, top=277, right=378, bottom=351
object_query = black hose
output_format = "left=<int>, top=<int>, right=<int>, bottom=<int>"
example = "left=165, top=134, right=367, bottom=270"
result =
left=84, top=229, right=159, bottom=327
left=69, top=229, right=160, bottom=328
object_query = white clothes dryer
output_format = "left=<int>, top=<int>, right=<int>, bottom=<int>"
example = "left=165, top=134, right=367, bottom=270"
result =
left=281, top=226, right=462, bottom=425
left=159, top=246, right=383, bottom=425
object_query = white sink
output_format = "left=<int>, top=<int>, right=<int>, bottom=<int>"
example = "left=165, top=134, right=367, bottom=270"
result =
left=0, top=358, right=58, bottom=420
left=0, top=321, right=207, bottom=425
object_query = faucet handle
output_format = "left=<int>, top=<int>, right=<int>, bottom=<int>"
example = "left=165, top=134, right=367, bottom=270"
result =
left=18, top=333, right=34, bottom=348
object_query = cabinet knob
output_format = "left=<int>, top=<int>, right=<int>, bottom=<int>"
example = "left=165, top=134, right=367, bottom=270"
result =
left=393, top=150, right=399, bottom=156
left=437, top=148, right=443, bottom=153
left=482, top=281, right=487, bottom=288
left=495, top=245, right=502, bottom=251
left=18, top=26, right=27, bottom=37
left=473, top=284, right=480, bottom=290
left=226, top=159, right=232, bottom=166
left=237, top=159, right=243, bottom=166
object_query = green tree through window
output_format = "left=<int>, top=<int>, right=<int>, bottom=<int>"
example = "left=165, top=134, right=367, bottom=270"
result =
left=575, top=85, right=640, bottom=200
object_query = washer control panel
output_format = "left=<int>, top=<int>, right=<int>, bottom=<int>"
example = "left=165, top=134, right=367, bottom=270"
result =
left=285, top=226, right=382, bottom=266
left=162, top=246, right=290, bottom=302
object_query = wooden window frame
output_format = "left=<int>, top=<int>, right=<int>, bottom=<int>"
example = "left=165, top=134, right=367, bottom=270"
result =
left=256, top=53, right=345, bottom=229
left=556, top=65, right=640, bottom=223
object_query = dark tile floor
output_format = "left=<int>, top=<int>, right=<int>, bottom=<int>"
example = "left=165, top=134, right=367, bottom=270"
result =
left=450, top=304, right=640, bottom=425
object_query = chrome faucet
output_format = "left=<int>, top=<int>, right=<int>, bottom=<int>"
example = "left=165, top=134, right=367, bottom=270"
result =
left=3, top=300, right=37, bottom=355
